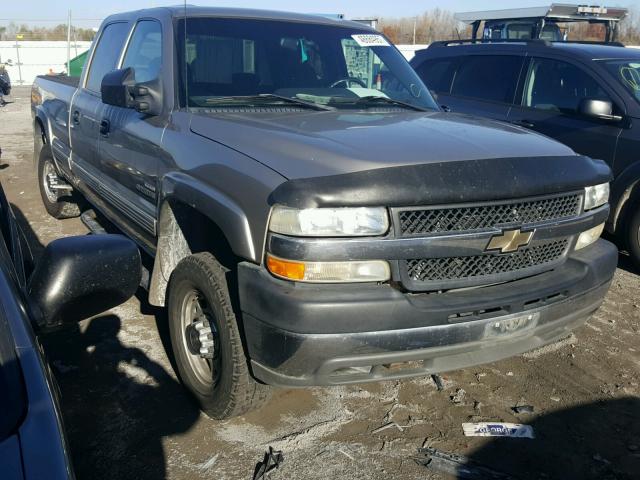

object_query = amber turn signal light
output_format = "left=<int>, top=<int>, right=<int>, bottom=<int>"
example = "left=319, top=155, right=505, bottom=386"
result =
left=266, top=254, right=306, bottom=281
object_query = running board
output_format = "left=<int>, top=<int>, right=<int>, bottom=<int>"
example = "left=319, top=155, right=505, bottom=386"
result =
left=80, top=209, right=107, bottom=234
left=80, top=209, right=150, bottom=290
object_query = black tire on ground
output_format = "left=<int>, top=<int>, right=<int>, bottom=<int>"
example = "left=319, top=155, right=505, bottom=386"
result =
left=625, top=201, right=640, bottom=269
left=37, top=147, right=81, bottom=219
left=167, top=252, right=271, bottom=419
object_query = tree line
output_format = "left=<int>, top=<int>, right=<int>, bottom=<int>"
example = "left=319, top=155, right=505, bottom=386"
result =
left=0, top=23, right=95, bottom=42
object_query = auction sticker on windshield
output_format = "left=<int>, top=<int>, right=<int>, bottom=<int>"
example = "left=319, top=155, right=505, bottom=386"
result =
left=351, top=34, right=390, bottom=47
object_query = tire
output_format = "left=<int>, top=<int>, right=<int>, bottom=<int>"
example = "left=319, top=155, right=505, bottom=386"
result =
left=625, top=202, right=640, bottom=269
left=37, top=148, right=81, bottom=219
left=168, top=252, right=270, bottom=419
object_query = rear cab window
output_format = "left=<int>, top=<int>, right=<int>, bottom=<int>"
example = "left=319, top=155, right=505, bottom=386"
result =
left=85, top=22, right=131, bottom=93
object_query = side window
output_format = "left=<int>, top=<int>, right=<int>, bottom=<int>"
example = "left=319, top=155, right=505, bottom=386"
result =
left=523, top=57, right=611, bottom=113
left=85, top=22, right=130, bottom=93
left=415, top=58, right=456, bottom=94
left=122, top=20, right=162, bottom=83
left=450, top=55, right=523, bottom=104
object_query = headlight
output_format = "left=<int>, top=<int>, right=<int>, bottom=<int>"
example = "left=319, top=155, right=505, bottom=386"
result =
left=584, top=183, right=609, bottom=211
left=266, top=254, right=390, bottom=283
left=575, top=223, right=605, bottom=250
left=269, top=206, right=389, bottom=237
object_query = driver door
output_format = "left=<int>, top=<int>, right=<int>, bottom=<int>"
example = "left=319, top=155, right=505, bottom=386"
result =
left=96, top=19, right=165, bottom=246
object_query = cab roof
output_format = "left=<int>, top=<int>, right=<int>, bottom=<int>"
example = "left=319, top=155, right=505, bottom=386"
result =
left=421, top=40, right=640, bottom=61
left=104, top=5, right=374, bottom=31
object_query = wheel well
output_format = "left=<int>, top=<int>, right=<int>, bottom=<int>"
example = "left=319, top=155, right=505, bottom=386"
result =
left=34, top=118, right=46, bottom=143
left=34, top=117, right=47, bottom=165
left=614, top=180, right=640, bottom=235
left=148, top=199, right=239, bottom=306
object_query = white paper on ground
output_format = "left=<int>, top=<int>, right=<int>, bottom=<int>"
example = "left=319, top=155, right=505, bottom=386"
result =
left=462, top=422, right=535, bottom=439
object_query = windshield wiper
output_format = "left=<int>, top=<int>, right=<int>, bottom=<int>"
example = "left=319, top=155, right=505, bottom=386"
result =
left=203, top=94, right=335, bottom=111
left=352, top=96, right=429, bottom=112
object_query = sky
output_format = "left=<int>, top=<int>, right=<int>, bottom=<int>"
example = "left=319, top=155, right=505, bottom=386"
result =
left=1, top=1, right=635, bottom=28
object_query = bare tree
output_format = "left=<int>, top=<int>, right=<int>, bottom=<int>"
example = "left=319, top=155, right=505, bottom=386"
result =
left=619, top=5, right=640, bottom=44
left=380, top=8, right=464, bottom=44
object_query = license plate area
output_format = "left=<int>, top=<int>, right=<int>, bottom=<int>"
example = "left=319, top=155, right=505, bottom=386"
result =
left=484, top=312, right=540, bottom=339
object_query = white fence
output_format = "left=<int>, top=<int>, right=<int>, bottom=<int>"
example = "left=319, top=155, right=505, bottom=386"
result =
left=0, top=41, right=92, bottom=85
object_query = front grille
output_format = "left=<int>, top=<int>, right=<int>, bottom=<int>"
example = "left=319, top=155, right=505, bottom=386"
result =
left=398, top=193, right=582, bottom=236
left=405, top=239, right=569, bottom=284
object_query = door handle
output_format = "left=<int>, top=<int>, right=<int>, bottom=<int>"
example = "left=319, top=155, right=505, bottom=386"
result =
left=512, top=119, right=535, bottom=128
left=99, top=119, right=110, bottom=137
left=72, top=110, right=80, bottom=125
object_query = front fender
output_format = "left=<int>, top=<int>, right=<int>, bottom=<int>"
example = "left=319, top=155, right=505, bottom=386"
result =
left=160, top=171, right=258, bottom=262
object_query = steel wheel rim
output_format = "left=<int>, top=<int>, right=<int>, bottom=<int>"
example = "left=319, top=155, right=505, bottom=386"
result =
left=179, top=289, right=220, bottom=387
left=42, top=159, right=59, bottom=203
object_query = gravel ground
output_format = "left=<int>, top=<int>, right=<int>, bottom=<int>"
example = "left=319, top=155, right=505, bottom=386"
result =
left=1, top=86, right=639, bottom=480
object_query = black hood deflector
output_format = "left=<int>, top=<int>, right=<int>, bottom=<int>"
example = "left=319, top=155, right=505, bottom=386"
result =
left=269, top=155, right=611, bottom=208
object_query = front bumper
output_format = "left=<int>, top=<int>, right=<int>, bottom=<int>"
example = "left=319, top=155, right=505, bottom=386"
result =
left=238, top=240, right=617, bottom=387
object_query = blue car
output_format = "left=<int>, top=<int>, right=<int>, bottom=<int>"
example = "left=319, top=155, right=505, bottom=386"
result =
left=0, top=179, right=140, bottom=479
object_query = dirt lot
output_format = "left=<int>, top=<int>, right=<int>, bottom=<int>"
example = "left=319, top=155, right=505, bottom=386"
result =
left=1, top=86, right=639, bottom=480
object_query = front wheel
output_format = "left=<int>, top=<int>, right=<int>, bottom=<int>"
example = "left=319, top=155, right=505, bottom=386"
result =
left=37, top=148, right=80, bottom=219
left=167, top=252, right=270, bottom=419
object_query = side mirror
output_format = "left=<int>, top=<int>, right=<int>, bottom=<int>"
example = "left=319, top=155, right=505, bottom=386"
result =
left=101, top=67, right=136, bottom=108
left=28, top=234, right=141, bottom=329
left=578, top=98, right=622, bottom=122
left=101, top=67, right=162, bottom=115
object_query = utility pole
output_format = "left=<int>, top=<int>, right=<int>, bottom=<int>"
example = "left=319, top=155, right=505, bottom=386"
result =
left=14, top=34, right=23, bottom=85
left=66, top=10, right=71, bottom=75
left=413, top=17, right=417, bottom=44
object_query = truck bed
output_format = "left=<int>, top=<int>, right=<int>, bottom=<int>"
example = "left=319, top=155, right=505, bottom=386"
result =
left=32, top=75, right=80, bottom=165
left=36, top=75, right=80, bottom=88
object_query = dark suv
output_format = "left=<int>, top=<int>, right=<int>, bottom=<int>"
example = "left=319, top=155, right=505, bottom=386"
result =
left=411, top=41, right=640, bottom=265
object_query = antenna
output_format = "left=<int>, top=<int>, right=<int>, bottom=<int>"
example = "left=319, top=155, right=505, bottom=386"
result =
left=184, top=0, right=188, bottom=112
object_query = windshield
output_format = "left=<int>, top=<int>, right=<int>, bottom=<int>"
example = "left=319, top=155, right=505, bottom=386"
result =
left=176, top=18, right=437, bottom=111
left=601, top=60, right=640, bottom=105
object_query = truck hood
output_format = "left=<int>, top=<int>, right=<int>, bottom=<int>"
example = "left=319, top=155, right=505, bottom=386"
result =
left=190, top=110, right=576, bottom=179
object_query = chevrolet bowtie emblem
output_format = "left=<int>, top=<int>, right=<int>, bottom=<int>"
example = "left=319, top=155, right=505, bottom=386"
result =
left=486, top=229, right=535, bottom=253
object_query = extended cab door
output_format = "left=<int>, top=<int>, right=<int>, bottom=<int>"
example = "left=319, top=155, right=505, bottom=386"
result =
left=414, top=54, right=525, bottom=122
left=70, top=21, right=130, bottom=180
left=507, top=55, right=622, bottom=165
left=95, top=19, right=164, bottom=244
